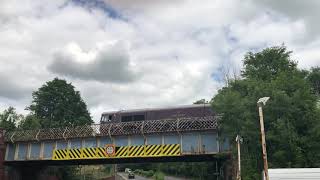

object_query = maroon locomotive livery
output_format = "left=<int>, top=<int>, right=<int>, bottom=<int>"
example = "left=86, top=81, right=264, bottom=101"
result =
left=100, top=104, right=214, bottom=123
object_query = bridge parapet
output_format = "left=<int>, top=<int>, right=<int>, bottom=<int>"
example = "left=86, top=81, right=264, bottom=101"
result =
left=4, top=116, right=218, bottom=143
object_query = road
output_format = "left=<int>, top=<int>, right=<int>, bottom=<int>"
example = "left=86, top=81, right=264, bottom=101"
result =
left=116, top=172, right=190, bottom=180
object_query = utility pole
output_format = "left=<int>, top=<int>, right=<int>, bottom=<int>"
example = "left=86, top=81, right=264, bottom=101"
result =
left=235, top=135, right=243, bottom=180
left=257, top=97, right=270, bottom=180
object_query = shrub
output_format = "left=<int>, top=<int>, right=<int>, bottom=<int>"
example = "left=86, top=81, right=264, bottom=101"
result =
left=153, top=171, right=165, bottom=180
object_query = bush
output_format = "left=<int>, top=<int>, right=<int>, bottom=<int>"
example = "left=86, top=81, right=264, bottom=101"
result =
left=144, top=170, right=154, bottom=177
left=153, top=171, right=165, bottom=180
left=134, top=169, right=155, bottom=177
left=134, top=169, right=142, bottom=174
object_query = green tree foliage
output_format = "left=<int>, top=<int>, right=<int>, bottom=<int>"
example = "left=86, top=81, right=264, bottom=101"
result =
left=193, top=99, right=209, bottom=104
left=28, top=78, right=92, bottom=128
left=307, top=67, right=320, bottom=96
left=18, top=114, right=41, bottom=130
left=26, top=78, right=93, bottom=180
left=212, top=46, right=320, bottom=179
left=130, top=162, right=221, bottom=180
left=0, top=107, right=23, bottom=131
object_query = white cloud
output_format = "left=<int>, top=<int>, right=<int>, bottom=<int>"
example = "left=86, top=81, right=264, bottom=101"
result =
left=253, top=0, right=320, bottom=40
left=0, top=0, right=319, bottom=123
left=292, top=39, right=320, bottom=69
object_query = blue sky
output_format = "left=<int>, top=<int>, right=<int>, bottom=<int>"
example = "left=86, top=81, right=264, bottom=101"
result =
left=0, top=0, right=319, bottom=122
left=71, top=0, right=124, bottom=20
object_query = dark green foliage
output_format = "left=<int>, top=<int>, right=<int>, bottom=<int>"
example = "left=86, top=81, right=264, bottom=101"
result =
left=307, top=67, right=320, bottom=96
left=212, top=46, right=320, bottom=179
left=0, top=107, right=22, bottom=131
left=26, top=78, right=93, bottom=179
left=18, top=114, right=41, bottom=130
left=131, top=162, right=221, bottom=180
left=41, top=166, right=81, bottom=180
left=157, top=162, right=220, bottom=179
left=153, top=171, right=165, bottom=180
left=242, top=46, right=297, bottom=81
left=28, top=78, right=92, bottom=128
left=0, top=78, right=95, bottom=179
left=193, top=99, right=209, bottom=104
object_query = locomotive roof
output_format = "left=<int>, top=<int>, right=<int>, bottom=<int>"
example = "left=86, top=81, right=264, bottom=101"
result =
left=102, top=104, right=211, bottom=115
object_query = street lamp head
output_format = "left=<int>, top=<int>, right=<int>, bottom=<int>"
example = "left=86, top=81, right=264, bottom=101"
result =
left=257, top=97, right=270, bottom=106
left=235, top=135, right=243, bottom=143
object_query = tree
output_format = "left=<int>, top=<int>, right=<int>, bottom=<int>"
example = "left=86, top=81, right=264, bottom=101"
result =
left=0, top=107, right=22, bottom=131
left=212, top=46, right=320, bottom=179
left=18, top=114, right=41, bottom=130
left=242, top=46, right=297, bottom=81
left=193, top=99, right=209, bottom=104
left=28, top=78, right=92, bottom=128
left=307, top=67, right=320, bottom=96
left=27, top=78, right=93, bottom=179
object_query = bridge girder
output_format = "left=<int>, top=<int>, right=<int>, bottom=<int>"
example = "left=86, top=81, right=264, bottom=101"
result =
left=4, top=116, right=218, bottom=143
left=4, top=153, right=231, bottom=166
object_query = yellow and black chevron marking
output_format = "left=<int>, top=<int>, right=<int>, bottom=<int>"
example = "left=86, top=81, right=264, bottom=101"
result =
left=52, top=147, right=107, bottom=160
left=53, top=149, right=69, bottom=160
left=82, top=147, right=106, bottom=159
left=52, top=144, right=180, bottom=160
left=115, top=146, right=129, bottom=157
left=68, top=148, right=81, bottom=159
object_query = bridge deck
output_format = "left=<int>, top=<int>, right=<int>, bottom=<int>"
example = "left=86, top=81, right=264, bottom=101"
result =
left=4, top=153, right=231, bottom=166
left=5, top=131, right=229, bottom=162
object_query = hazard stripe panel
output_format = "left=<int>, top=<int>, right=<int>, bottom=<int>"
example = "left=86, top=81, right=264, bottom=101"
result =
left=52, top=144, right=180, bottom=160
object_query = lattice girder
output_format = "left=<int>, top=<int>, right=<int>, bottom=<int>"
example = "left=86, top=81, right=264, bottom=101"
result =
left=4, top=116, right=218, bottom=142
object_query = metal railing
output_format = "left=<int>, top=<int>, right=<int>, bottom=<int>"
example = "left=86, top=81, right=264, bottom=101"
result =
left=4, top=116, right=218, bottom=143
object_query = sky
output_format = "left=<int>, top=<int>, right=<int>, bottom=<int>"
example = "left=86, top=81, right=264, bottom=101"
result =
left=0, top=0, right=319, bottom=123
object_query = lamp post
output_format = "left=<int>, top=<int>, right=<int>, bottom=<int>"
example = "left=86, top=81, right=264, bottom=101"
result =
left=257, top=97, right=270, bottom=180
left=235, top=135, right=243, bottom=180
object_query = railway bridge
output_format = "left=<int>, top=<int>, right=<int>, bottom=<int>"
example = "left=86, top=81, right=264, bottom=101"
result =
left=0, top=115, right=231, bottom=180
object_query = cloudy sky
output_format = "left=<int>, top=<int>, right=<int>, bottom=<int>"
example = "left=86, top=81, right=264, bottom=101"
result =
left=0, top=0, right=319, bottom=122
